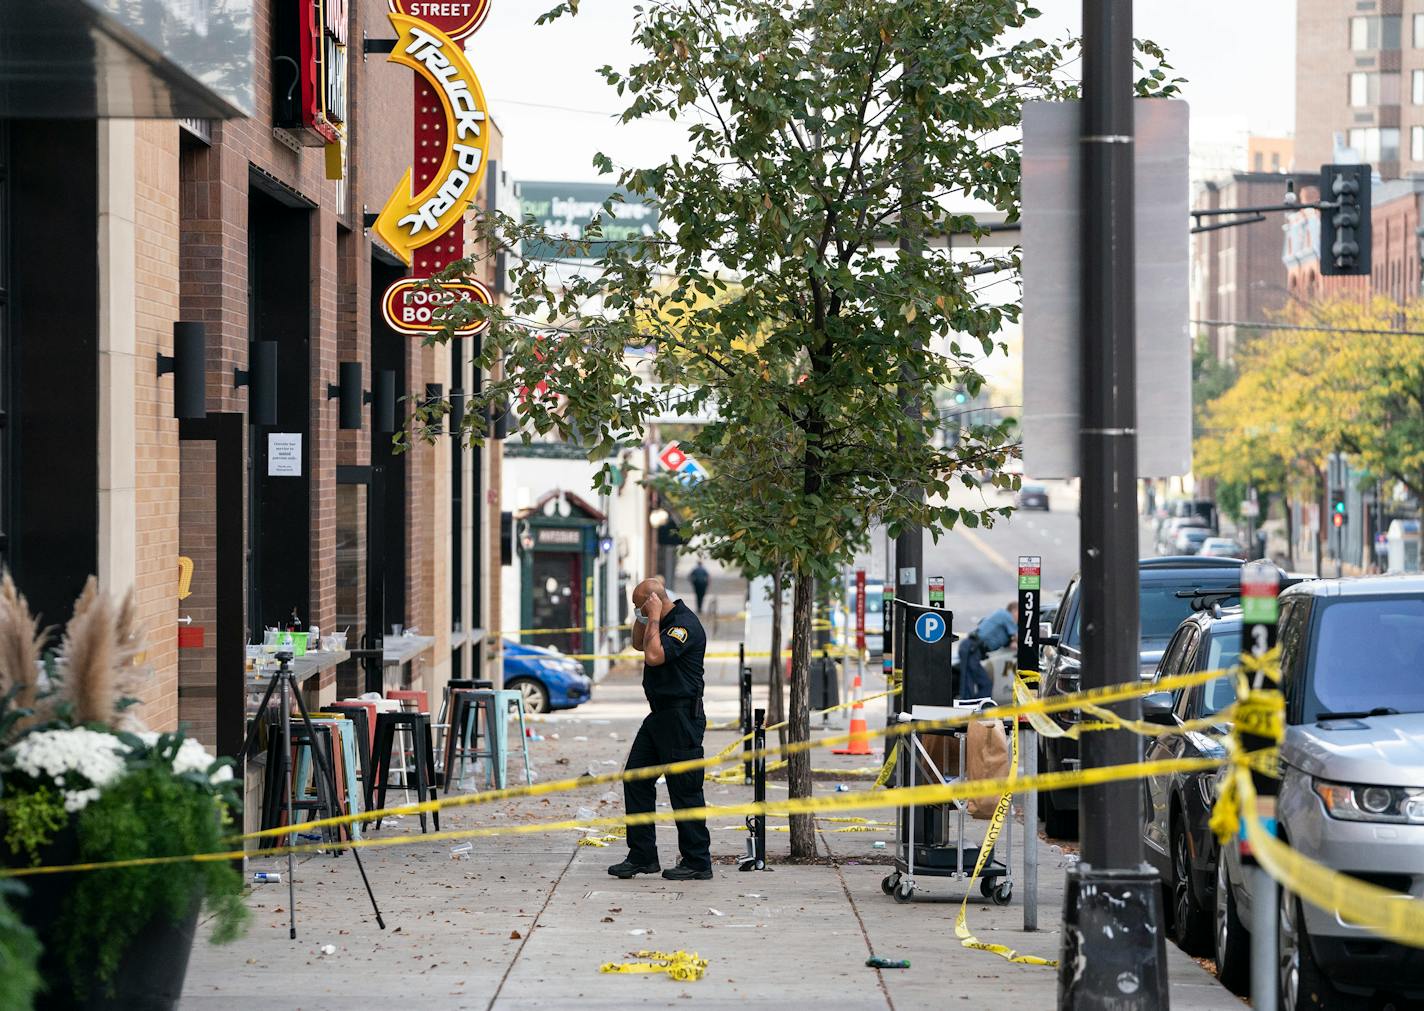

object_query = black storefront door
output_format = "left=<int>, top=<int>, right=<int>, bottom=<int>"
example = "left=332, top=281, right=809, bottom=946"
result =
left=336, top=464, right=387, bottom=694
left=529, top=552, right=582, bottom=655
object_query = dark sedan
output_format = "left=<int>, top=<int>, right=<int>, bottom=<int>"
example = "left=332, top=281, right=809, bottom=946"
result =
left=1015, top=482, right=1050, bottom=511
left=1140, top=608, right=1239, bottom=957
left=1037, top=556, right=1244, bottom=838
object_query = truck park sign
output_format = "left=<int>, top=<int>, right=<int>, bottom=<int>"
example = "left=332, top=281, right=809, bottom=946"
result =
left=375, top=4, right=493, bottom=338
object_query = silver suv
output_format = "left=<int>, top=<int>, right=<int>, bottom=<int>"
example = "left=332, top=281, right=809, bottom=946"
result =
left=1217, top=575, right=1424, bottom=1007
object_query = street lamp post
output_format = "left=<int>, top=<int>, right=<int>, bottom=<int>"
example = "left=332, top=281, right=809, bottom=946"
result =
left=1059, top=1, right=1170, bottom=1006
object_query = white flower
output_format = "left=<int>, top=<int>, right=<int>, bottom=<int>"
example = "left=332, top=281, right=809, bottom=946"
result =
left=135, top=732, right=230, bottom=784
left=3, top=728, right=129, bottom=812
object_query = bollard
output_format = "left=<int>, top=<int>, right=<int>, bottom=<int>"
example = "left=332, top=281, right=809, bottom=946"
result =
left=1250, top=865, right=1278, bottom=1008
left=739, top=708, right=768, bottom=871
left=740, top=662, right=753, bottom=786
left=1022, top=724, right=1039, bottom=932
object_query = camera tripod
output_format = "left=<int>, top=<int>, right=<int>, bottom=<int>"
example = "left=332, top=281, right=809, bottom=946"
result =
left=239, top=650, right=385, bottom=938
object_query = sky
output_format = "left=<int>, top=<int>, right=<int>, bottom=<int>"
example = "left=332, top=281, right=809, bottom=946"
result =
left=464, top=0, right=1298, bottom=185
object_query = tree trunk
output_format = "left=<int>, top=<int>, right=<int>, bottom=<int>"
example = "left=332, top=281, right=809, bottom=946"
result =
left=767, top=565, right=787, bottom=752
left=787, top=570, right=816, bottom=861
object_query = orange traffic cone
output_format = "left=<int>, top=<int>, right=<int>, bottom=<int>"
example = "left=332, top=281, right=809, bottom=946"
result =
left=833, top=672, right=875, bottom=755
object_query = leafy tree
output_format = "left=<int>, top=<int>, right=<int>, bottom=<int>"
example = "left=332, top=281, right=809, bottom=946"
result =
left=420, top=0, right=1180, bottom=859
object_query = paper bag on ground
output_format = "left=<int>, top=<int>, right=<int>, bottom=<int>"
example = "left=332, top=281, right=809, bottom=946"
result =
left=965, top=719, right=1010, bottom=820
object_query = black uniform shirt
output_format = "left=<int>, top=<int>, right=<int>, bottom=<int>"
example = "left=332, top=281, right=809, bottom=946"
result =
left=642, top=599, right=706, bottom=704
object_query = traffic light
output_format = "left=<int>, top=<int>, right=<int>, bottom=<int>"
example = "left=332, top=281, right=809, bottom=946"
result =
left=1319, top=164, right=1371, bottom=277
left=1332, top=492, right=1347, bottom=528
left=953, top=388, right=968, bottom=405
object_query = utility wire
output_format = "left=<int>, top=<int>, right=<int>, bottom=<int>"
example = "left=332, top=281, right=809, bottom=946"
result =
left=1192, top=318, right=1424, bottom=339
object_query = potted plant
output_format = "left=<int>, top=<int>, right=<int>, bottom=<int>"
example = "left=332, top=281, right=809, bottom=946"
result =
left=0, top=575, right=248, bottom=1009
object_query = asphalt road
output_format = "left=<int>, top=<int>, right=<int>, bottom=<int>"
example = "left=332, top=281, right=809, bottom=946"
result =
left=925, top=480, right=1082, bottom=638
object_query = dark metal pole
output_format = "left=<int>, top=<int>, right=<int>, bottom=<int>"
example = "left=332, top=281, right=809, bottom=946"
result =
left=895, top=49, right=924, bottom=608
left=1059, top=1, right=1169, bottom=1005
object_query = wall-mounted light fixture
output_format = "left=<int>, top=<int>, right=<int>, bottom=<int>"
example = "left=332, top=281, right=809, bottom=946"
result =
left=371, top=369, right=397, bottom=435
left=157, top=322, right=207, bottom=420
left=234, top=341, right=278, bottom=426
left=327, top=361, right=364, bottom=430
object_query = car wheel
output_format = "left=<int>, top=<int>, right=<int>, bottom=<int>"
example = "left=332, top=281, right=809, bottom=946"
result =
left=1279, top=887, right=1338, bottom=1011
left=1170, top=816, right=1211, bottom=955
left=1214, top=857, right=1249, bottom=995
left=1042, top=786, right=1078, bottom=840
left=507, top=677, right=550, bottom=715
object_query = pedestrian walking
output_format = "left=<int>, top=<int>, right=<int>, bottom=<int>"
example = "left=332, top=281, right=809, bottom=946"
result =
left=958, top=600, right=1018, bottom=699
left=689, top=559, right=710, bottom=612
left=607, top=577, right=713, bottom=881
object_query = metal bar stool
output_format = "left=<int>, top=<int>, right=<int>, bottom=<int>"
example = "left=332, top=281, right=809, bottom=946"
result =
left=467, top=689, right=534, bottom=790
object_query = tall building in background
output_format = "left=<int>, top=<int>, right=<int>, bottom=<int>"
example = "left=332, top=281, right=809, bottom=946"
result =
left=1295, top=0, right=1424, bottom=178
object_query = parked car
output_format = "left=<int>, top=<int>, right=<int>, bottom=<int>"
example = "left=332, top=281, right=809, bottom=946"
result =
left=1172, top=527, right=1213, bottom=555
left=1037, top=556, right=1245, bottom=838
left=1198, top=536, right=1246, bottom=560
left=1015, top=482, right=1050, bottom=511
left=502, top=639, right=593, bottom=713
left=1157, top=516, right=1210, bottom=555
left=1139, top=607, right=1241, bottom=958
left=1216, top=575, right=1424, bottom=1008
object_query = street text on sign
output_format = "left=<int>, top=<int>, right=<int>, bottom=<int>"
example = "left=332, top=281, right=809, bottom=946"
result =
left=381, top=277, right=492, bottom=337
left=928, top=575, right=944, bottom=609
left=388, top=0, right=490, bottom=40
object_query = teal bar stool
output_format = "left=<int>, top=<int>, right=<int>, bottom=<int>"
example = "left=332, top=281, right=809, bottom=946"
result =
left=295, top=717, right=364, bottom=840
left=467, top=689, right=533, bottom=790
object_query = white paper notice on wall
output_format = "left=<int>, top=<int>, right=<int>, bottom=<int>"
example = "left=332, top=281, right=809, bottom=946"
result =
left=268, top=433, right=302, bottom=477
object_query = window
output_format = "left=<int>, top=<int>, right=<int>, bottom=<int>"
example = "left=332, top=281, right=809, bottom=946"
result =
left=1304, top=597, right=1424, bottom=721
left=1351, top=71, right=1370, bottom=106
left=1414, top=126, right=1424, bottom=161
left=1254, top=151, right=1264, bottom=170
left=1271, top=152, right=1282, bottom=170
left=1415, top=13, right=1424, bottom=46
left=1350, top=71, right=1402, bottom=107
left=1349, top=126, right=1401, bottom=161
left=1352, top=15, right=1402, bottom=50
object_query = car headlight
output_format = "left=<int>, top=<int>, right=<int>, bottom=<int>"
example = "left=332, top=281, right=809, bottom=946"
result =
left=1313, top=779, right=1424, bottom=823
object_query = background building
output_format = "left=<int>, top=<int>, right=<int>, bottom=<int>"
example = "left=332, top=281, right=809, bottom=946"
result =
left=1295, top=0, right=1424, bottom=178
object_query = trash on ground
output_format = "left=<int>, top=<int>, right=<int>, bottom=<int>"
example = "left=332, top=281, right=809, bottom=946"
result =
left=510, top=930, right=522, bottom=940
left=706, top=908, right=724, bottom=917
left=320, top=944, right=336, bottom=956
left=866, top=956, right=910, bottom=969
left=871, top=840, right=887, bottom=849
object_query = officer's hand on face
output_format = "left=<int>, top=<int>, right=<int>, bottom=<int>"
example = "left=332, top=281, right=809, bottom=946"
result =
left=643, top=595, right=665, bottom=622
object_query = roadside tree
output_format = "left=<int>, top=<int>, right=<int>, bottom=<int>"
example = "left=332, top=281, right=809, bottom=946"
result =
left=416, top=0, right=1181, bottom=859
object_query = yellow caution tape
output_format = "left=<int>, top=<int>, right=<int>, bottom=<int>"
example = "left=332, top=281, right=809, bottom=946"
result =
left=874, top=746, right=899, bottom=788
left=954, top=720, right=1057, bottom=967
left=234, top=664, right=1225, bottom=847
left=600, top=950, right=708, bottom=982
left=0, top=753, right=1225, bottom=880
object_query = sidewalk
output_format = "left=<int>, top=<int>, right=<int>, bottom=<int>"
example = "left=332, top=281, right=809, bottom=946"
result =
left=181, top=668, right=1238, bottom=1009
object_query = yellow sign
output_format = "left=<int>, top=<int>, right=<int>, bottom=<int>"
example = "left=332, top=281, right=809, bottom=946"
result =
left=381, top=277, right=492, bottom=336
left=177, top=556, right=194, bottom=601
left=373, top=13, right=492, bottom=265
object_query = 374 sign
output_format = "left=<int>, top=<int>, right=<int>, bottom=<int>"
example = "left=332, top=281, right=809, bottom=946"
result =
left=1016, top=556, right=1042, bottom=675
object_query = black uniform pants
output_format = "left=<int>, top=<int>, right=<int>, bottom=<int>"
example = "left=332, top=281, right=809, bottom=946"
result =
left=624, top=705, right=712, bottom=871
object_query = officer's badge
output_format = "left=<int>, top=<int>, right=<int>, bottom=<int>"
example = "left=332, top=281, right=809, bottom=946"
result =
left=667, top=627, right=688, bottom=644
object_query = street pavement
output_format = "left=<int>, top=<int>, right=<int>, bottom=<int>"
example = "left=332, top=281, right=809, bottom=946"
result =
left=180, top=568, right=1239, bottom=1009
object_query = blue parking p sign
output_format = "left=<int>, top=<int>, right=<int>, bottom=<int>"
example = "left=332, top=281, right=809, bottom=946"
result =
left=914, top=612, right=946, bottom=644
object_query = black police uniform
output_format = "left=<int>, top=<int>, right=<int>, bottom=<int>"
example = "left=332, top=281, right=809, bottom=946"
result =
left=622, top=598, right=712, bottom=871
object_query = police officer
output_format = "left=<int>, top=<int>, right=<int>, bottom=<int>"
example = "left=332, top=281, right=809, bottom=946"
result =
left=607, top=577, right=713, bottom=881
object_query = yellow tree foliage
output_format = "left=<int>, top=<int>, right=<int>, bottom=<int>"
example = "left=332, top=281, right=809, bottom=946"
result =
left=1196, top=297, right=1424, bottom=499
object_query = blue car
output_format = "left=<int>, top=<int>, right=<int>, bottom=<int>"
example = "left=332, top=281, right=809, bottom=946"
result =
left=502, top=639, right=592, bottom=714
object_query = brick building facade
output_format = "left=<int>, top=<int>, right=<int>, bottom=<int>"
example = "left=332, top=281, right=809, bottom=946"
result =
left=1, top=1, right=505, bottom=755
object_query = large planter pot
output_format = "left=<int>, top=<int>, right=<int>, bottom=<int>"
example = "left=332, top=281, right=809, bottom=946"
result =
left=3, top=821, right=202, bottom=1011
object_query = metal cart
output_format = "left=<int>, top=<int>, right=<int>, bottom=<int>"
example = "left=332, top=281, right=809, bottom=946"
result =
left=880, top=710, right=1014, bottom=905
